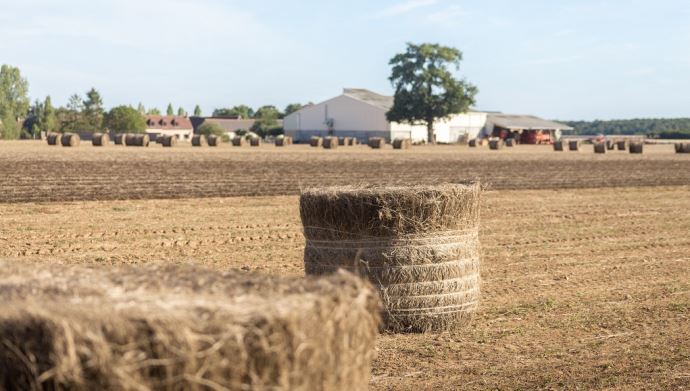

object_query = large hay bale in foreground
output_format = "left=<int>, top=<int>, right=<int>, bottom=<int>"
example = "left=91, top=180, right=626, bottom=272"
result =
left=629, top=142, right=644, bottom=154
left=323, top=137, right=338, bottom=149
left=392, top=138, right=412, bottom=150
left=300, top=183, right=481, bottom=333
left=208, top=134, right=222, bottom=147
left=114, top=133, right=127, bottom=145
left=553, top=140, right=564, bottom=151
left=91, top=132, right=109, bottom=146
left=0, top=262, right=380, bottom=391
left=568, top=140, right=581, bottom=151
left=191, top=134, right=207, bottom=147
left=489, top=139, right=504, bottom=150
left=310, top=137, right=323, bottom=147
left=594, top=142, right=606, bottom=154
left=60, top=133, right=80, bottom=147
left=125, top=134, right=150, bottom=147
left=160, top=135, right=177, bottom=147
left=368, top=137, right=384, bottom=149
left=46, top=133, right=61, bottom=146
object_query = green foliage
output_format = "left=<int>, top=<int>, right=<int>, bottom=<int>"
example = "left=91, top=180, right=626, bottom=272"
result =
left=0, top=112, right=20, bottom=139
left=193, top=104, right=202, bottom=117
left=148, top=108, right=161, bottom=115
left=0, top=64, right=29, bottom=139
left=104, top=105, right=146, bottom=133
left=284, top=103, right=303, bottom=117
left=166, top=103, right=174, bottom=116
left=137, top=103, right=146, bottom=115
left=251, top=105, right=281, bottom=137
left=561, top=118, right=690, bottom=138
left=198, top=122, right=226, bottom=140
left=177, top=107, right=185, bottom=116
left=82, top=88, right=104, bottom=132
left=57, top=93, right=84, bottom=133
left=387, top=43, right=478, bottom=143
left=213, top=105, right=254, bottom=118
left=41, top=96, right=56, bottom=133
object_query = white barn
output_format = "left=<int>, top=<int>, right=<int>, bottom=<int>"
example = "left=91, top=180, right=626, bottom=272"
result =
left=283, top=88, right=487, bottom=144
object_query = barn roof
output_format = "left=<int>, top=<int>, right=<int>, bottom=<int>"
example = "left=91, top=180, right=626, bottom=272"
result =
left=343, top=88, right=394, bottom=111
left=145, top=115, right=193, bottom=130
left=489, top=114, right=573, bottom=131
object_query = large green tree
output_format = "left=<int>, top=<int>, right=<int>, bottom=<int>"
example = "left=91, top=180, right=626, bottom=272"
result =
left=386, top=43, right=478, bottom=143
left=0, top=64, right=30, bottom=139
left=104, top=105, right=146, bottom=133
left=58, top=93, right=84, bottom=133
left=251, top=105, right=281, bottom=137
left=82, top=87, right=104, bottom=132
left=213, top=105, right=254, bottom=118
left=284, top=103, right=303, bottom=117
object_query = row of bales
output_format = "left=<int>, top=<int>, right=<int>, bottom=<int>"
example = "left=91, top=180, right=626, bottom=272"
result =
left=555, top=139, right=646, bottom=154
left=306, top=136, right=413, bottom=150
left=0, top=182, right=482, bottom=389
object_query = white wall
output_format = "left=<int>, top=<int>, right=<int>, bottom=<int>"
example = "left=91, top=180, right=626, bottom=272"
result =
left=284, top=95, right=390, bottom=134
left=146, top=128, right=194, bottom=141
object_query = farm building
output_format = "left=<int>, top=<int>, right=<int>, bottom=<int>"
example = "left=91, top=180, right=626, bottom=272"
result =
left=483, top=114, right=573, bottom=144
left=283, top=88, right=487, bottom=144
left=145, top=115, right=194, bottom=142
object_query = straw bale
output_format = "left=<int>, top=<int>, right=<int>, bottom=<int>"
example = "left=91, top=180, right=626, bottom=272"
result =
left=91, top=133, right=109, bottom=146
left=505, top=138, right=515, bottom=147
left=114, top=133, right=127, bottom=145
left=616, top=140, right=627, bottom=151
left=368, top=137, right=384, bottom=149
left=231, top=136, right=246, bottom=147
left=300, top=183, right=481, bottom=333
left=674, top=143, right=690, bottom=153
left=0, top=262, right=380, bottom=391
left=489, top=139, right=504, bottom=150
left=594, top=142, right=606, bottom=154
left=208, top=135, right=222, bottom=147
left=160, top=135, right=177, bottom=147
left=323, top=137, right=338, bottom=149
left=60, top=133, right=80, bottom=147
left=250, top=137, right=261, bottom=147
left=629, top=141, right=644, bottom=154
left=46, top=133, right=61, bottom=146
left=606, top=140, right=615, bottom=150
left=553, top=140, right=564, bottom=151
left=568, top=140, right=580, bottom=151
left=348, top=138, right=359, bottom=146
left=468, top=139, right=477, bottom=148
left=392, top=138, right=411, bottom=150
left=125, top=134, right=149, bottom=147
left=192, top=134, right=207, bottom=147
left=338, top=137, right=350, bottom=146
left=310, top=137, right=323, bottom=147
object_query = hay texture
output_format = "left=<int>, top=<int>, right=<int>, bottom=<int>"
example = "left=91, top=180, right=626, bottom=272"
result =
left=125, top=134, right=150, bottom=147
left=323, top=137, right=338, bottom=149
left=232, top=136, right=246, bottom=147
left=629, top=142, right=644, bottom=154
left=46, top=133, right=61, bottom=146
left=310, top=137, right=323, bottom=147
left=91, top=133, right=109, bottom=146
left=616, top=140, right=628, bottom=151
left=553, top=140, right=564, bottom=151
left=568, top=140, right=580, bottom=151
left=594, top=142, right=606, bottom=154
left=114, top=133, right=127, bottom=145
left=275, top=136, right=292, bottom=147
left=468, top=139, right=478, bottom=148
left=368, top=137, right=384, bottom=149
left=0, top=262, right=380, bottom=391
left=208, top=135, right=222, bottom=147
left=348, top=138, right=359, bottom=146
left=489, top=139, right=504, bottom=150
left=675, top=143, right=690, bottom=154
left=300, top=183, right=481, bottom=333
left=60, top=133, right=80, bottom=147
left=606, top=140, right=615, bottom=150
left=338, top=137, right=350, bottom=146
left=505, top=138, right=515, bottom=147
left=160, top=135, right=177, bottom=147
left=392, top=138, right=412, bottom=150
left=250, top=137, right=261, bottom=147
left=192, top=134, right=207, bottom=147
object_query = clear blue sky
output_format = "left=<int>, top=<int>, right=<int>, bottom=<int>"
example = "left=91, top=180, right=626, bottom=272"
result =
left=2, top=0, right=689, bottom=120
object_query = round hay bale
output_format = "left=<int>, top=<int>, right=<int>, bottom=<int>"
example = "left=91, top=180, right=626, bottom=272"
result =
left=606, top=140, right=615, bottom=150
left=323, top=137, right=338, bottom=149
left=553, top=140, right=565, bottom=151
left=675, top=143, right=682, bottom=153
left=629, top=142, right=644, bottom=154
left=160, top=135, right=177, bottom=147
left=349, top=138, right=359, bottom=146
left=568, top=140, right=581, bottom=151
left=489, top=139, right=504, bottom=150
left=60, top=133, right=80, bottom=147
left=616, top=140, right=627, bottom=151
left=392, top=138, right=412, bottom=150
left=231, top=136, right=246, bottom=147
left=92, top=133, right=110, bottom=147
left=310, top=137, right=323, bottom=147
left=250, top=137, right=261, bottom=147
left=300, top=183, right=481, bottom=333
left=192, top=134, right=207, bottom=147
left=125, top=134, right=149, bottom=147
left=46, top=133, right=61, bottom=146
left=468, top=139, right=477, bottom=148
left=338, top=137, right=351, bottom=146
left=594, top=142, right=606, bottom=154
left=368, top=137, right=384, bottom=149
left=505, top=138, right=515, bottom=147
left=208, top=135, right=222, bottom=147
left=275, top=137, right=286, bottom=147
left=674, top=143, right=690, bottom=154
left=114, top=133, right=127, bottom=145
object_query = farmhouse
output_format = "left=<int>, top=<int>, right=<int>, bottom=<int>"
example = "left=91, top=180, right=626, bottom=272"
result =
left=484, top=114, right=573, bottom=144
left=283, top=88, right=487, bottom=144
left=145, top=115, right=194, bottom=141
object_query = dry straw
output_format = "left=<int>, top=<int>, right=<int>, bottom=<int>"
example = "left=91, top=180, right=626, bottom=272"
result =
left=250, top=137, right=261, bottom=147
left=114, top=133, right=127, bottom=145
left=60, top=133, right=80, bottom=147
left=232, top=136, right=246, bottom=147
left=616, top=140, right=627, bottom=151
left=489, top=139, right=504, bottom=150
left=323, top=137, right=338, bottom=149
left=46, top=133, right=61, bottom=146
left=568, top=140, right=580, bottom=151
left=310, top=137, right=323, bottom=147
left=505, top=138, right=515, bottom=147
left=594, top=142, right=606, bottom=154
left=629, top=141, right=644, bottom=154
left=0, top=262, right=380, bottom=391
left=208, top=134, right=222, bottom=147
left=675, top=143, right=690, bottom=154
left=368, top=137, right=384, bottom=149
left=91, top=133, right=109, bottom=146
left=275, top=136, right=292, bottom=147
left=125, top=134, right=150, bottom=147
left=192, top=134, right=207, bottom=147
left=300, top=183, right=481, bottom=333
left=468, top=139, right=478, bottom=148
left=553, top=140, right=564, bottom=151
left=160, top=135, right=177, bottom=147
left=392, top=138, right=411, bottom=150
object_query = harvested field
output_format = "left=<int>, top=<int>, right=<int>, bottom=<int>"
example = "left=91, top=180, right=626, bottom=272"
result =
left=1, top=141, right=689, bottom=203
left=1, top=186, right=688, bottom=389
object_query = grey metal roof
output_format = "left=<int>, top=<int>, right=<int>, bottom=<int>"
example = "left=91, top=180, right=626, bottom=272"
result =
left=489, top=114, right=573, bottom=131
left=343, top=88, right=394, bottom=111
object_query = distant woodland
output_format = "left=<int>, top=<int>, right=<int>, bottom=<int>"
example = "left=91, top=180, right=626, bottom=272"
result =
left=560, top=118, right=690, bottom=139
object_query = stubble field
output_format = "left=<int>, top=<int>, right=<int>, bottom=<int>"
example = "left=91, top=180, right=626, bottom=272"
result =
left=1, top=141, right=689, bottom=389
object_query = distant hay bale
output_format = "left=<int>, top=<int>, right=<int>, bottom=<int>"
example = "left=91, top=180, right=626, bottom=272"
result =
left=606, top=140, right=615, bottom=150
left=46, top=133, right=61, bottom=146
left=114, top=133, right=127, bottom=145
left=468, top=139, right=477, bottom=148
left=232, top=136, right=246, bottom=146
left=505, top=138, right=515, bottom=147
left=160, top=135, right=177, bottom=147
left=125, top=134, right=150, bottom=147
left=489, top=139, right=504, bottom=150
left=276, top=136, right=293, bottom=146
left=594, top=142, right=607, bottom=154
left=310, top=136, right=323, bottom=147
left=250, top=137, right=262, bottom=147
left=629, top=142, right=644, bottom=154
left=0, top=262, right=380, bottom=391
left=348, top=138, right=359, bottom=146
left=323, top=137, right=338, bottom=149
left=368, top=137, right=384, bottom=149
left=616, top=140, right=627, bottom=151
left=91, top=133, right=109, bottom=147
left=675, top=143, right=690, bottom=153
left=392, top=138, right=412, bottom=150
left=568, top=140, right=581, bottom=151
left=338, top=137, right=350, bottom=146
left=208, top=134, right=222, bottom=147
left=60, top=133, right=80, bottom=147
left=192, top=134, right=207, bottom=147
left=300, top=183, right=481, bottom=333
left=553, top=141, right=564, bottom=151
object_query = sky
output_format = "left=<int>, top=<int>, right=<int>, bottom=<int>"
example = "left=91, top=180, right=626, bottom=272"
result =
left=1, top=0, right=689, bottom=120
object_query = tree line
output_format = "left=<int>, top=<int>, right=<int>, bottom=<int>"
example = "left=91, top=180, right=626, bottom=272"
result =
left=561, top=118, right=690, bottom=139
